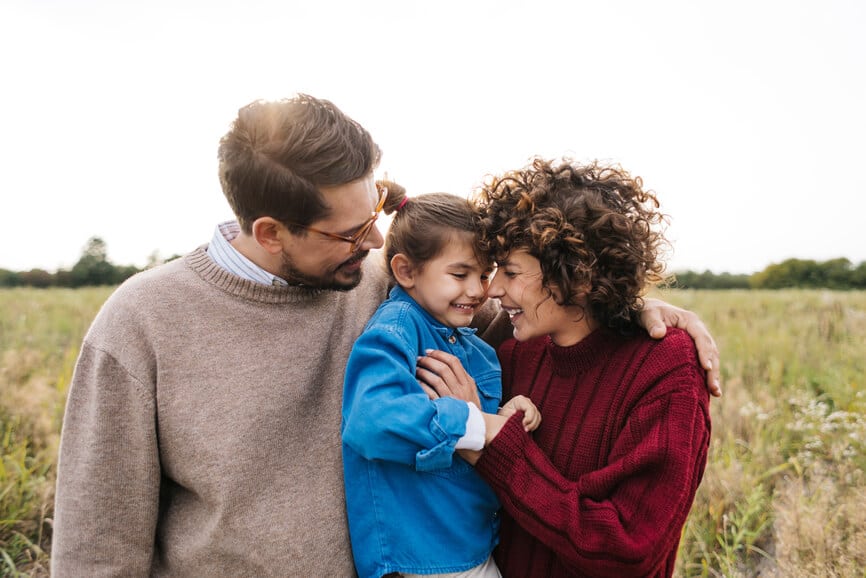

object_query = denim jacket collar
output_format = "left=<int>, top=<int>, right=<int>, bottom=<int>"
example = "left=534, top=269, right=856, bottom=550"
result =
left=388, top=285, right=479, bottom=338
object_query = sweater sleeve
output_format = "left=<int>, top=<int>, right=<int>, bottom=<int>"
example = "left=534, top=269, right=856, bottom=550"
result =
left=475, top=365, right=710, bottom=576
left=52, top=342, right=161, bottom=578
left=341, top=318, right=469, bottom=472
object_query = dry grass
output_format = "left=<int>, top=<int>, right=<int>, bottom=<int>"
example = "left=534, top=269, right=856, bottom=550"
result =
left=0, top=287, right=113, bottom=576
left=663, top=289, right=866, bottom=577
left=1, top=287, right=865, bottom=576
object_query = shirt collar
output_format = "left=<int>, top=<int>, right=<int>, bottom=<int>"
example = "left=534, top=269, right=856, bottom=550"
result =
left=388, top=285, right=478, bottom=337
left=206, top=221, right=289, bottom=286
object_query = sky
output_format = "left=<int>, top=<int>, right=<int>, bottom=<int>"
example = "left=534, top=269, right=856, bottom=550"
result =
left=2, top=0, right=864, bottom=275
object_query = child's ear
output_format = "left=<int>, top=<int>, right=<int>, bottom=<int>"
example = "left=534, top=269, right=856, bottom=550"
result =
left=390, top=254, right=416, bottom=289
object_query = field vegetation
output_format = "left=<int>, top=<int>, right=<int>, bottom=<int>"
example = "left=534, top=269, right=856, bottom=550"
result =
left=0, top=287, right=864, bottom=576
left=664, top=289, right=866, bottom=577
left=0, top=287, right=113, bottom=576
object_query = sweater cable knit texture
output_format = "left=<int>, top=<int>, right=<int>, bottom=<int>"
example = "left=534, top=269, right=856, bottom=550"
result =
left=475, top=327, right=710, bottom=578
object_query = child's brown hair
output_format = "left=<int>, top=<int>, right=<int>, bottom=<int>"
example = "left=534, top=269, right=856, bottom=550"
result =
left=379, top=180, right=491, bottom=281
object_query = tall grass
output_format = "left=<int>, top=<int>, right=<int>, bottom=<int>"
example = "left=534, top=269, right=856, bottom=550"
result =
left=661, top=289, right=866, bottom=577
left=0, top=287, right=864, bottom=576
left=0, top=287, right=113, bottom=576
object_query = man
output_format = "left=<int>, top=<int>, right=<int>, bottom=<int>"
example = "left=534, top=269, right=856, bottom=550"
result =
left=52, top=94, right=720, bottom=576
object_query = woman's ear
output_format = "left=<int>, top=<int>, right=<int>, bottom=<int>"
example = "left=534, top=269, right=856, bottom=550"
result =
left=390, top=254, right=416, bottom=289
left=547, top=282, right=577, bottom=306
left=549, top=280, right=590, bottom=306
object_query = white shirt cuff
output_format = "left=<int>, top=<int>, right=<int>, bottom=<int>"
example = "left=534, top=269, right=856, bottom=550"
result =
left=454, top=402, right=486, bottom=450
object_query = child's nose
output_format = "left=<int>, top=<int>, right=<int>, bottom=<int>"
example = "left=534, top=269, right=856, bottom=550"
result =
left=467, top=278, right=485, bottom=298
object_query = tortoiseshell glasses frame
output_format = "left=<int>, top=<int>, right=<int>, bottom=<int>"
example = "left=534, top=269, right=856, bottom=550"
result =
left=287, top=183, right=388, bottom=253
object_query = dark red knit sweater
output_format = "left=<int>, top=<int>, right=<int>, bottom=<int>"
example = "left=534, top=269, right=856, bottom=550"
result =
left=475, top=327, right=710, bottom=578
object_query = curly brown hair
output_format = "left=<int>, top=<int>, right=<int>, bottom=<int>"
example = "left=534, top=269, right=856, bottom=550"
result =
left=473, top=157, right=669, bottom=333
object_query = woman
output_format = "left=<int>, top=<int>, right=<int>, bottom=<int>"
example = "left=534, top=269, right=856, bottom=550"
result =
left=417, top=158, right=711, bottom=577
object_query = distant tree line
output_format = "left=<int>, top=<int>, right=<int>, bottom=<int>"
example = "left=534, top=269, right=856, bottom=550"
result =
left=668, top=258, right=866, bottom=290
left=0, top=237, right=179, bottom=288
left=2, top=238, right=865, bottom=290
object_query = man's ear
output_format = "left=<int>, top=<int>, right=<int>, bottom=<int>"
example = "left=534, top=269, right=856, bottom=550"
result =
left=251, top=217, right=286, bottom=256
left=390, top=253, right=416, bottom=289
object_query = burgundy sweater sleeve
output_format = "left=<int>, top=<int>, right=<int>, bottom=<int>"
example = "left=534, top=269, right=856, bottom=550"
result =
left=475, top=364, right=710, bottom=576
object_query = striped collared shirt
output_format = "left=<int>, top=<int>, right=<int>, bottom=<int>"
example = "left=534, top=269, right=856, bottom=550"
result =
left=206, top=221, right=289, bottom=286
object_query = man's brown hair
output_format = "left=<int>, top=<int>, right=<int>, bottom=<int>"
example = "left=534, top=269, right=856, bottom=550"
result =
left=218, top=94, right=381, bottom=233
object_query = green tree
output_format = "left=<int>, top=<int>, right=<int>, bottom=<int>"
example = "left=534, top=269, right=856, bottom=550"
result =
left=0, top=268, right=21, bottom=287
left=668, top=270, right=750, bottom=289
left=751, top=259, right=814, bottom=288
left=70, top=237, right=118, bottom=287
left=18, top=268, right=54, bottom=288
left=751, top=258, right=860, bottom=289
left=851, top=261, right=866, bottom=289
left=817, top=257, right=853, bottom=289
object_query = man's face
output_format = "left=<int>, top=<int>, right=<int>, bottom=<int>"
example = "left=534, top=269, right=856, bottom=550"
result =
left=279, top=175, right=385, bottom=291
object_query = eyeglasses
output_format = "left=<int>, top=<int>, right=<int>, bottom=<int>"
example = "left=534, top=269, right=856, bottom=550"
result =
left=287, top=184, right=388, bottom=253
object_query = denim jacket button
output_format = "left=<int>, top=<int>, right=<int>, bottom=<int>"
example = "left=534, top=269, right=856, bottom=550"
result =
left=448, top=335, right=457, bottom=344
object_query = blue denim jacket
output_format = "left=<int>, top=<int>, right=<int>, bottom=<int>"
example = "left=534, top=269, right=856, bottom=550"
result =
left=342, top=286, right=502, bottom=578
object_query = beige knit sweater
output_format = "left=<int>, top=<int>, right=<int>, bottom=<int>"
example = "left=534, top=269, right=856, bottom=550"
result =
left=52, top=246, right=511, bottom=577
left=53, top=247, right=389, bottom=576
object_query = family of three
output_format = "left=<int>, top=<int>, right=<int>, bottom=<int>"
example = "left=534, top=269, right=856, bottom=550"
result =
left=52, top=94, right=717, bottom=577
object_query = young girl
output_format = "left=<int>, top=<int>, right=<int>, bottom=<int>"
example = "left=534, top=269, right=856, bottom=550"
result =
left=341, top=183, right=540, bottom=578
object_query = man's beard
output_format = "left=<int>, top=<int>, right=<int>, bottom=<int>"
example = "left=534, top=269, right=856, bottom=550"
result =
left=278, top=250, right=367, bottom=292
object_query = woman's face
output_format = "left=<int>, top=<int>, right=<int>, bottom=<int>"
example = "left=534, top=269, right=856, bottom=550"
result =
left=488, top=248, right=594, bottom=346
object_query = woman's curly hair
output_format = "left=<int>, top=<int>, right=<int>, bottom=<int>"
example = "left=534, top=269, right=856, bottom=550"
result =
left=473, top=157, right=669, bottom=334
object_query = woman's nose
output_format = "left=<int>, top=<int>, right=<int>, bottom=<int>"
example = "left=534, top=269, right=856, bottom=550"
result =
left=487, top=273, right=504, bottom=298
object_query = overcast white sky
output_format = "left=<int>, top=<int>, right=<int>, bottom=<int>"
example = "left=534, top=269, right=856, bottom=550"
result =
left=2, top=0, right=864, bottom=274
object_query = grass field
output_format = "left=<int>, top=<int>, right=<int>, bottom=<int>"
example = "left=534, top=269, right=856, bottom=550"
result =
left=1, top=287, right=864, bottom=576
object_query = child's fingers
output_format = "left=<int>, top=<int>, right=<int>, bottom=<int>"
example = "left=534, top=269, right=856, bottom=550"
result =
left=523, top=409, right=542, bottom=431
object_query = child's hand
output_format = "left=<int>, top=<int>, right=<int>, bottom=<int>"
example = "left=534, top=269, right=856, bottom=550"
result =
left=498, top=395, right=542, bottom=432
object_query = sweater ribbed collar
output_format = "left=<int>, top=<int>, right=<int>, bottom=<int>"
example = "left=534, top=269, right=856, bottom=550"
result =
left=185, top=246, right=336, bottom=305
left=545, top=327, right=618, bottom=377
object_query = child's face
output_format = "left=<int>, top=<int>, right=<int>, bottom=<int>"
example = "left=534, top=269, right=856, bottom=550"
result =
left=403, top=235, right=492, bottom=328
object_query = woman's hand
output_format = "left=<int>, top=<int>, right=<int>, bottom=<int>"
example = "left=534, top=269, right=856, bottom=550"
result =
left=418, top=351, right=539, bottom=465
left=641, top=297, right=722, bottom=397
left=415, top=349, right=482, bottom=409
